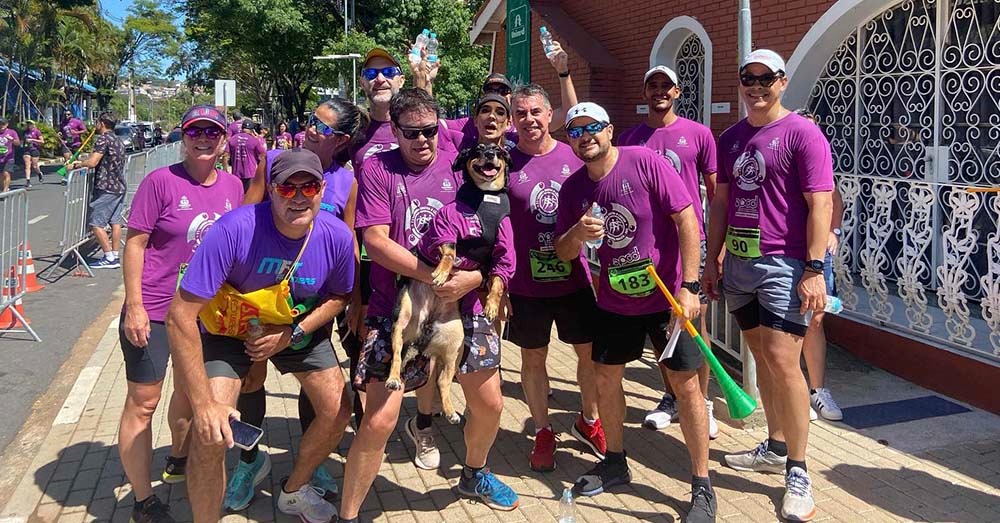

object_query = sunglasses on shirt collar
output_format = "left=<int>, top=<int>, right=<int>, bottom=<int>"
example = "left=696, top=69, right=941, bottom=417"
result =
left=273, top=180, right=322, bottom=199
left=362, top=66, right=403, bottom=81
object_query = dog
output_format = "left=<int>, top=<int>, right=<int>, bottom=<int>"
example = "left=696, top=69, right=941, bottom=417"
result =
left=385, top=143, right=513, bottom=424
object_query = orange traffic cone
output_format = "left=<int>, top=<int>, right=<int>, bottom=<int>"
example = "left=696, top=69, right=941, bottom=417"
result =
left=0, top=270, right=30, bottom=328
left=16, top=242, right=44, bottom=293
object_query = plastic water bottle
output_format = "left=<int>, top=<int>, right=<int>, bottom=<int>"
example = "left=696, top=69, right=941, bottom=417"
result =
left=426, top=32, right=440, bottom=63
left=825, top=295, right=843, bottom=314
left=586, top=202, right=603, bottom=249
left=558, top=488, right=576, bottom=523
left=247, top=318, right=264, bottom=340
left=409, top=29, right=430, bottom=65
left=540, top=26, right=555, bottom=57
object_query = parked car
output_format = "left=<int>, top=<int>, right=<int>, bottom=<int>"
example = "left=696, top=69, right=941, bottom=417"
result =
left=113, top=125, right=136, bottom=153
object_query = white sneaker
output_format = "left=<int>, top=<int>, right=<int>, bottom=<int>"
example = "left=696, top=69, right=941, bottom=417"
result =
left=706, top=399, right=719, bottom=440
left=781, top=466, right=817, bottom=521
left=809, top=406, right=819, bottom=421
left=405, top=416, right=440, bottom=470
left=277, top=482, right=337, bottom=523
left=724, top=439, right=787, bottom=474
left=643, top=394, right=678, bottom=430
left=810, top=388, right=843, bottom=421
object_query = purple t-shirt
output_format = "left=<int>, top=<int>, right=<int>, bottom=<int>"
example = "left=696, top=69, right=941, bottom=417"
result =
left=275, top=132, right=293, bottom=150
left=24, top=128, right=42, bottom=154
left=618, top=118, right=718, bottom=238
left=321, top=164, right=354, bottom=218
left=293, top=131, right=306, bottom=148
left=227, top=120, right=242, bottom=138
left=61, top=118, right=86, bottom=147
left=416, top=197, right=516, bottom=286
left=444, top=117, right=518, bottom=152
left=555, top=147, right=693, bottom=315
left=356, top=149, right=464, bottom=317
left=180, top=203, right=355, bottom=309
left=350, top=119, right=458, bottom=172
left=127, top=164, right=244, bottom=321
left=0, top=129, right=19, bottom=162
left=228, top=133, right=265, bottom=180
left=716, top=113, right=834, bottom=259
left=506, top=142, right=592, bottom=298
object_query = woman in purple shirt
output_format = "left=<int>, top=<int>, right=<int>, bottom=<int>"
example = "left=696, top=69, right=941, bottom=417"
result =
left=118, top=105, right=243, bottom=522
left=273, top=121, right=293, bottom=150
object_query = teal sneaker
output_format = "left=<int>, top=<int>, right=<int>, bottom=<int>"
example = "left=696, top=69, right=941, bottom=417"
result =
left=455, top=467, right=519, bottom=511
left=310, top=464, right=339, bottom=500
left=224, top=451, right=271, bottom=511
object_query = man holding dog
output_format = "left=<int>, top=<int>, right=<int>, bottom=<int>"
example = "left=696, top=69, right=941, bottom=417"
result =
left=166, top=149, right=355, bottom=523
left=504, top=84, right=606, bottom=473
left=340, top=88, right=518, bottom=522
left=555, top=102, right=717, bottom=521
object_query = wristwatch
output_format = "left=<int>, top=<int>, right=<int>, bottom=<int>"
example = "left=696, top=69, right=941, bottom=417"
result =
left=290, top=324, right=306, bottom=346
left=805, top=259, right=824, bottom=274
left=681, top=280, right=702, bottom=294
left=832, top=227, right=843, bottom=237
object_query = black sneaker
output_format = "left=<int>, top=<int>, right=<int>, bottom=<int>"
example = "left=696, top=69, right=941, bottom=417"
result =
left=572, top=455, right=632, bottom=496
left=161, top=455, right=186, bottom=484
left=130, top=495, right=175, bottom=523
left=687, top=485, right=717, bottom=523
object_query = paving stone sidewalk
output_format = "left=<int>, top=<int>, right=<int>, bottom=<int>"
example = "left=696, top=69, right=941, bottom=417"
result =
left=1, top=316, right=998, bottom=522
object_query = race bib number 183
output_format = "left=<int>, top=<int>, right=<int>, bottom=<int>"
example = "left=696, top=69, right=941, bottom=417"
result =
left=608, top=258, right=656, bottom=297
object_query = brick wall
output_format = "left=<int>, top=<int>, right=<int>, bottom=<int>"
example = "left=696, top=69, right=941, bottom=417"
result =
left=484, top=0, right=836, bottom=136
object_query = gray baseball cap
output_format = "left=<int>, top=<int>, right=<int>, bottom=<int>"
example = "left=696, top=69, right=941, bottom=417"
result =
left=270, top=148, right=324, bottom=185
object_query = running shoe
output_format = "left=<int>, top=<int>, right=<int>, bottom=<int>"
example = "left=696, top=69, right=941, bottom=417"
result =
left=529, top=426, right=556, bottom=472
left=310, top=464, right=339, bottom=499
left=781, top=467, right=817, bottom=521
left=723, top=439, right=786, bottom=474
left=572, top=455, right=632, bottom=497
left=570, top=415, right=607, bottom=459
left=130, top=494, right=175, bottom=523
left=161, top=455, right=186, bottom=484
left=810, top=388, right=843, bottom=421
left=706, top=399, right=720, bottom=440
left=644, top=393, right=678, bottom=430
left=277, top=480, right=337, bottom=523
left=223, top=451, right=271, bottom=511
left=687, top=485, right=717, bottom=523
left=405, top=416, right=440, bottom=470
left=455, top=467, right=519, bottom=510
left=89, top=257, right=120, bottom=269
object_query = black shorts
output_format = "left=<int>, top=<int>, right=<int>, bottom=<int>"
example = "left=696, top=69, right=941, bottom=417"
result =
left=119, top=315, right=171, bottom=383
left=592, top=308, right=704, bottom=372
left=240, top=177, right=252, bottom=193
left=505, top=287, right=597, bottom=349
left=359, top=258, right=372, bottom=305
left=202, top=326, right=338, bottom=380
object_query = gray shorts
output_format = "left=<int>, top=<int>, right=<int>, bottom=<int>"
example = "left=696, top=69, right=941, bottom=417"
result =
left=202, top=327, right=338, bottom=380
left=88, top=190, right=126, bottom=227
left=119, top=315, right=170, bottom=383
left=723, top=254, right=808, bottom=336
left=2, top=160, right=14, bottom=173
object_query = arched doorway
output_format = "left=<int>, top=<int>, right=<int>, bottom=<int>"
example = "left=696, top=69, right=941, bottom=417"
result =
left=649, top=16, right=713, bottom=126
left=791, top=0, right=999, bottom=361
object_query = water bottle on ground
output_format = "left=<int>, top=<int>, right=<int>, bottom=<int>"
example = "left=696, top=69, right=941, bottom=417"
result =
left=558, top=488, right=576, bottom=523
left=540, top=26, right=555, bottom=58
left=586, top=202, right=604, bottom=249
left=824, top=295, right=843, bottom=314
left=426, top=32, right=440, bottom=63
left=247, top=318, right=264, bottom=340
left=409, top=29, right=430, bottom=66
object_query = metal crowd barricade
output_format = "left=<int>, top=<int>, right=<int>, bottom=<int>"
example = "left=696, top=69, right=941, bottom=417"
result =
left=43, top=168, right=94, bottom=278
left=0, top=188, right=41, bottom=341
left=122, top=150, right=148, bottom=221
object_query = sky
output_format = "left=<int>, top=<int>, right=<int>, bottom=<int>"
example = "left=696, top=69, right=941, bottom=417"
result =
left=101, top=0, right=134, bottom=27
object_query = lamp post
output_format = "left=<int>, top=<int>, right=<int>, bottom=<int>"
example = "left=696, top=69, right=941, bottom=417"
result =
left=313, top=53, right=363, bottom=106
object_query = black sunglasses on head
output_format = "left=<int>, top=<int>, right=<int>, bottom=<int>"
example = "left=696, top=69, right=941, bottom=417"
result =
left=483, top=84, right=511, bottom=96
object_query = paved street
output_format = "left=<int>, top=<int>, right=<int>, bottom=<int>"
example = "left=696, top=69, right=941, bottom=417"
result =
left=0, top=311, right=997, bottom=522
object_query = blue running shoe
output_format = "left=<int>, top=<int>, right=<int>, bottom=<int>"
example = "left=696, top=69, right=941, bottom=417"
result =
left=455, top=467, right=519, bottom=511
left=310, top=464, right=338, bottom=500
left=224, top=451, right=271, bottom=511
left=89, top=257, right=120, bottom=269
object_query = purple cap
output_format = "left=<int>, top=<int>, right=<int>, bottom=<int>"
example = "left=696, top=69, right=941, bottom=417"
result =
left=181, top=105, right=227, bottom=130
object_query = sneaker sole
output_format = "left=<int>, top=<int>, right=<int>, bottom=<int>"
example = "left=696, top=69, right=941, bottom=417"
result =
left=226, top=454, right=272, bottom=512
left=575, top=471, right=632, bottom=497
left=723, top=456, right=785, bottom=474
left=454, top=485, right=520, bottom=511
left=781, top=506, right=817, bottom=521
left=529, top=460, right=555, bottom=473
left=642, top=418, right=670, bottom=430
left=404, top=418, right=439, bottom=470
left=161, top=472, right=186, bottom=484
left=569, top=424, right=606, bottom=460
left=276, top=506, right=337, bottom=523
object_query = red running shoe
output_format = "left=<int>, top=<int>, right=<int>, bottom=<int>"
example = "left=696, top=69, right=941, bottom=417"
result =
left=530, top=426, right=557, bottom=472
left=571, top=415, right=607, bottom=459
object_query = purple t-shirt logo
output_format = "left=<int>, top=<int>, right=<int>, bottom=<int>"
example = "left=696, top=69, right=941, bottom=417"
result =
left=733, top=147, right=766, bottom=191
left=602, top=202, right=638, bottom=250
left=187, top=212, right=223, bottom=244
left=405, top=197, right=445, bottom=246
left=530, top=180, right=561, bottom=224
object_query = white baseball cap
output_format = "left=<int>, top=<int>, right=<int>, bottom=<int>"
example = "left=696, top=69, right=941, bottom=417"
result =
left=643, top=65, right=679, bottom=85
left=565, top=102, right=610, bottom=127
left=740, top=49, right=786, bottom=73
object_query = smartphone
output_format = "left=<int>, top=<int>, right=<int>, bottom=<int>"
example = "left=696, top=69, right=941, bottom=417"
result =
left=230, top=418, right=264, bottom=450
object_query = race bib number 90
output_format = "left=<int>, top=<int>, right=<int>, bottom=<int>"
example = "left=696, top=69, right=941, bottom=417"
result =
left=529, top=250, right=570, bottom=282
left=608, top=258, right=656, bottom=297
left=725, top=225, right=762, bottom=259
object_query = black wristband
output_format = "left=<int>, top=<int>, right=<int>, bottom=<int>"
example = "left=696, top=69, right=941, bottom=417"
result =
left=558, top=70, right=570, bottom=78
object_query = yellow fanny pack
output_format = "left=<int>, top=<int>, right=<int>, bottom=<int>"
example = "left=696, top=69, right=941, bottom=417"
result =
left=198, top=225, right=313, bottom=339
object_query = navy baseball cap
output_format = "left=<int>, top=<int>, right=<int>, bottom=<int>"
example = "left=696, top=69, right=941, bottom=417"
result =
left=181, top=105, right=227, bottom=130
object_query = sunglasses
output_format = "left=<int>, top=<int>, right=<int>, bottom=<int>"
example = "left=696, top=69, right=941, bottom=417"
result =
left=739, top=72, right=784, bottom=87
left=362, top=66, right=403, bottom=81
left=307, top=115, right=347, bottom=137
left=566, top=121, right=609, bottom=139
left=183, top=126, right=224, bottom=139
left=483, top=84, right=512, bottom=96
left=273, top=181, right=322, bottom=199
left=398, top=125, right=439, bottom=140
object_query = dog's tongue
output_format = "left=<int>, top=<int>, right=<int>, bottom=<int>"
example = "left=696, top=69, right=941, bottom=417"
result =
left=482, top=167, right=498, bottom=178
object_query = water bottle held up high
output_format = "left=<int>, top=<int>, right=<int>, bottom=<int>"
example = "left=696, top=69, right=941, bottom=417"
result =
left=557, top=488, right=576, bottom=523
left=409, top=29, right=431, bottom=66
left=540, top=26, right=555, bottom=57
left=426, top=32, right=440, bottom=63
left=586, top=202, right=603, bottom=249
